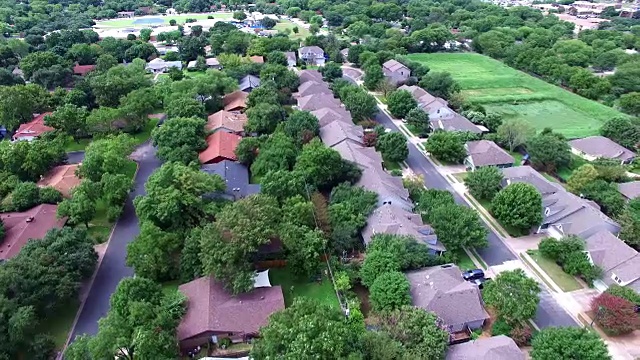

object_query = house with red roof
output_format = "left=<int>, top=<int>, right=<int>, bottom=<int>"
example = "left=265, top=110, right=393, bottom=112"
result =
left=12, top=113, right=54, bottom=141
left=222, top=91, right=249, bottom=112
left=73, top=63, right=96, bottom=76
left=37, top=164, right=82, bottom=198
left=177, top=275, right=284, bottom=352
left=0, top=204, right=66, bottom=261
left=199, top=131, right=242, bottom=164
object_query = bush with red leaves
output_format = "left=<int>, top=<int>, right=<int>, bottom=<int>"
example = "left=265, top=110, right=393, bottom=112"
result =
left=591, top=293, right=640, bottom=336
left=510, top=325, right=533, bottom=346
left=362, top=132, right=378, bottom=147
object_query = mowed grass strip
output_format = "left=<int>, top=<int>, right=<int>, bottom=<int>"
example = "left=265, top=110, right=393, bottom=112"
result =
left=406, top=53, right=625, bottom=138
left=97, top=12, right=232, bottom=27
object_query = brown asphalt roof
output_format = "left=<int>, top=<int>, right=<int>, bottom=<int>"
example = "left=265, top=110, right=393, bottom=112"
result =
left=73, top=64, right=96, bottom=76
left=569, top=136, right=636, bottom=162
left=206, top=110, right=248, bottom=133
left=297, top=93, right=343, bottom=111
left=249, top=55, right=264, bottom=64
left=311, top=107, right=353, bottom=127
left=295, top=81, right=332, bottom=98
left=298, top=69, right=323, bottom=84
left=199, top=131, right=242, bottom=164
left=37, top=164, right=81, bottom=198
left=177, top=276, right=284, bottom=341
left=0, top=204, right=66, bottom=260
left=466, top=140, right=515, bottom=167
left=618, top=181, right=640, bottom=200
left=383, top=59, right=409, bottom=73
left=222, top=91, right=248, bottom=112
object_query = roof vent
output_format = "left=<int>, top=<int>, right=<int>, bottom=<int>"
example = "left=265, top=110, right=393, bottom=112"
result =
left=260, top=296, right=265, bottom=300
left=25, top=216, right=34, bottom=223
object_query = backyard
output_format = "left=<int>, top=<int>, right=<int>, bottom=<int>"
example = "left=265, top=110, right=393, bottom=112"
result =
left=96, top=12, right=232, bottom=27
left=269, top=267, right=340, bottom=308
left=406, top=53, right=624, bottom=139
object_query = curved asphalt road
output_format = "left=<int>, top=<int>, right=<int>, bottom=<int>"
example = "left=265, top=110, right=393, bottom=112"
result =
left=69, top=144, right=161, bottom=339
left=374, top=109, right=578, bottom=329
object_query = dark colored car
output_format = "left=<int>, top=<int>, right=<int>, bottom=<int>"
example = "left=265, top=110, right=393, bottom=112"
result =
left=462, top=269, right=485, bottom=281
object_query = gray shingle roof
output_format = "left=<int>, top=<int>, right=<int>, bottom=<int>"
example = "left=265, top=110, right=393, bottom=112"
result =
left=200, top=160, right=260, bottom=200
left=501, top=166, right=560, bottom=195
left=311, top=107, right=353, bottom=127
left=382, top=59, right=409, bottom=73
left=239, top=75, right=260, bottom=91
left=295, top=81, right=332, bottom=98
left=569, top=136, right=636, bottom=162
left=431, top=113, right=482, bottom=134
left=446, top=335, right=524, bottom=360
left=298, top=69, right=323, bottom=84
left=319, top=121, right=364, bottom=147
left=398, top=85, right=430, bottom=100
left=618, top=181, right=640, bottom=200
left=297, top=93, right=343, bottom=111
left=466, top=140, right=515, bottom=167
left=585, top=230, right=640, bottom=286
left=406, top=264, right=489, bottom=331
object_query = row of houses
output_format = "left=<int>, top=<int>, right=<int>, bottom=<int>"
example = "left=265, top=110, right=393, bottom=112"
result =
left=296, top=70, right=525, bottom=355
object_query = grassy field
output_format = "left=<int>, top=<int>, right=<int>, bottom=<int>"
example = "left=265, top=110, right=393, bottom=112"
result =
left=527, top=250, right=582, bottom=292
left=97, top=12, right=232, bottom=27
left=274, top=19, right=310, bottom=40
left=269, top=267, right=340, bottom=308
left=406, top=53, right=625, bottom=139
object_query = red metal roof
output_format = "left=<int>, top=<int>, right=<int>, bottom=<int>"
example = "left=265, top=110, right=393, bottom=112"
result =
left=199, top=131, right=242, bottom=164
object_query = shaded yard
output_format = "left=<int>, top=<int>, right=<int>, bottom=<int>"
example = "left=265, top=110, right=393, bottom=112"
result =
left=40, top=300, right=80, bottom=350
left=527, top=250, right=582, bottom=292
left=269, top=267, right=340, bottom=309
left=62, top=117, right=160, bottom=152
left=383, top=156, right=401, bottom=171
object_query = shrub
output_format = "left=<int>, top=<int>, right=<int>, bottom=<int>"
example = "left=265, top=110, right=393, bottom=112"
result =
left=592, top=293, right=640, bottom=336
left=491, top=319, right=513, bottom=336
left=369, top=271, right=411, bottom=312
left=10, top=182, right=41, bottom=211
left=39, top=186, right=63, bottom=204
left=510, top=325, right=533, bottom=346
left=606, top=285, right=640, bottom=304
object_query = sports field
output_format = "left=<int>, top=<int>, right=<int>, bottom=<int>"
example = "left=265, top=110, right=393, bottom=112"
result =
left=407, top=53, right=625, bottom=138
left=96, top=12, right=232, bottom=27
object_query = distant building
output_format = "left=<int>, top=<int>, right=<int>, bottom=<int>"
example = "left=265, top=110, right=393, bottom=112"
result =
left=222, top=90, right=249, bottom=112
left=12, top=113, right=54, bottom=141
left=37, top=164, right=81, bottom=198
left=569, top=136, right=636, bottom=165
left=447, top=336, right=524, bottom=360
left=382, top=59, right=410, bottom=85
left=117, top=11, right=135, bottom=18
left=206, top=110, right=248, bottom=134
left=145, top=58, right=182, bottom=73
left=298, top=46, right=325, bottom=66
left=73, top=64, right=96, bottom=76
left=239, top=75, right=260, bottom=92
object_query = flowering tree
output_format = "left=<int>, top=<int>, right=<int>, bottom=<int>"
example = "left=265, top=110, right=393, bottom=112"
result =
left=592, top=293, right=640, bottom=336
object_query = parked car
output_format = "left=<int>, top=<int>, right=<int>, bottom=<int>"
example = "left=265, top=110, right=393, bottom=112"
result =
left=462, top=269, right=485, bottom=281
left=472, top=277, right=490, bottom=289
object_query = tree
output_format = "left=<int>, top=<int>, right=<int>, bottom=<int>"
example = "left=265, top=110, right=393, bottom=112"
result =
left=591, top=293, right=640, bottom=335
left=582, top=179, right=625, bottom=217
left=425, top=131, right=466, bottom=163
left=429, top=203, right=488, bottom=251
left=419, top=71, right=460, bottom=100
left=252, top=298, right=360, bottom=359
left=280, top=224, right=326, bottom=277
left=387, top=90, right=417, bottom=119
left=233, top=11, right=247, bottom=21
left=57, top=187, right=96, bottom=227
left=200, top=195, right=281, bottom=293
left=483, top=269, right=540, bottom=325
left=89, top=62, right=151, bottom=107
left=0, top=84, right=50, bottom=130
left=600, top=116, right=640, bottom=150
left=235, top=137, right=261, bottom=165
left=379, top=306, right=449, bottom=359
left=618, top=205, right=640, bottom=248
left=527, top=131, right=571, bottom=173
left=492, top=183, right=543, bottom=232
left=39, top=187, right=62, bottom=204
left=369, top=271, right=411, bottom=312
left=95, top=54, right=118, bottom=72
left=619, top=92, right=640, bottom=116
left=45, top=104, right=88, bottom=140
left=261, top=170, right=306, bottom=201
left=152, top=117, right=207, bottom=164
left=19, top=51, right=64, bottom=79
left=320, top=61, right=342, bottom=82
left=260, top=64, right=299, bottom=91
left=531, top=327, right=610, bottom=360
left=266, top=51, right=287, bottom=66
left=606, top=284, right=640, bottom=304
left=262, top=17, right=277, bottom=29
left=245, top=103, right=285, bottom=135
left=134, top=162, right=224, bottom=231
left=342, top=88, right=377, bottom=121
left=251, top=132, right=298, bottom=177
left=284, top=110, right=319, bottom=144
left=497, top=119, right=536, bottom=152
left=247, top=83, right=280, bottom=107
left=405, top=107, right=430, bottom=136
left=416, top=189, right=456, bottom=219
left=294, top=139, right=361, bottom=189
left=376, top=132, right=408, bottom=163
left=360, top=250, right=402, bottom=287
left=567, top=164, right=599, bottom=194
left=166, top=96, right=205, bottom=119
left=8, top=182, right=40, bottom=211
left=127, top=222, right=183, bottom=282
left=465, top=166, right=504, bottom=200
left=364, top=63, right=384, bottom=90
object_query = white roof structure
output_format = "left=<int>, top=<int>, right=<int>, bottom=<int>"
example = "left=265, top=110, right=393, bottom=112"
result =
left=253, top=269, right=272, bottom=288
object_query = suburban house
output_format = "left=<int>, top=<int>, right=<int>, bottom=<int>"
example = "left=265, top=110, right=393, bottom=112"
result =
left=431, top=113, right=484, bottom=134
left=73, top=64, right=96, bottom=76
left=446, top=335, right=524, bottom=360
left=298, top=46, right=325, bottom=66
left=382, top=59, right=410, bottom=85
left=584, top=230, right=640, bottom=292
left=501, top=166, right=620, bottom=238
left=206, top=110, right=248, bottom=135
left=406, top=264, right=490, bottom=335
left=569, top=136, right=636, bottom=164
left=199, top=131, right=242, bottom=164
left=298, top=69, right=323, bottom=84
left=12, top=67, right=24, bottom=79
left=0, top=204, right=66, bottom=261
left=239, top=75, right=261, bottom=93
left=177, top=275, right=284, bottom=352
left=285, top=51, right=297, bottom=68
left=249, top=55, right=264, bottom=64
left=618, top=181, right=640, bottom=201
left=222, top=90, right=249, bottom=112
left=201, top=160, right=260, bottom=201
left=37, top=164, right=81, bottom=198
left=464, top=140, right=515, bottom=170
left=340, top=48, right=349, bottom=61
left=311, top=107, right=353, bottom=127
left=12, top=113, right=54, bottom=141
left=186, top=57, right=221, bottom=70
left=296, top=93, right=343, bottom=111
left=294, top=81, right=332, bottom=98
left=319, top=121, right=364, bottom=148
left=356, top=165, right=414, bottom=211
left=362, top=203, right=446, bottom=254
left=145, top=58, right=183, bottom=73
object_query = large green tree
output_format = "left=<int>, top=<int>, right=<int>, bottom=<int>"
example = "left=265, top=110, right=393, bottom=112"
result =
left=419, top=71, right=460, bottom=100
left=429, top=203, right=488, bottom=251
left=294, top=139, right=361, bottom=189
left=464, top=166, right=504, bottom=200
left=78, top=135, right=135, bottom=182
left=369, top=271, right=411, bottom=312
left=483, top=269, right=540, bottom=325
left=600, top=117, right=640, bottom=150
left=566, top=164, right=599, bottom=194
left=387, top=90, right=417, bottom=119
left=152, top=117, right=207, bottom=164
left=376, top=132, right=409, bottom=163
left=245, top=103, right=285, bottom=135
left=0, top=84, right=50, bottom=130
left=45, top=104, right=88, bottom=140
left=527, top=130, right=571, bottom=172
left=492, top=183, right=543, bottom=232
left=341, top=86, right=377, bottom=121
left=531, top=327, right=610, bottom=360
left=126, top=222, right=184, bottom=282
left=425, top=131, right=466, bottom=163
left=497, top=119, right=536, bottom=152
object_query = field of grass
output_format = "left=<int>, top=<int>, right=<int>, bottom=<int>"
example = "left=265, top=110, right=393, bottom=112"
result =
left=97, top=12, right=232, bottom=27
left=527, top=250, right=582, bottom=292
left=274, top=19, right=310, bottom=40
left=406, top=53, right=625, bottom=139
left=269, top=267, right=340, bottom=308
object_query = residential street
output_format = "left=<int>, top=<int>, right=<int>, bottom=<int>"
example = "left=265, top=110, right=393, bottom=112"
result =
left=69, top=143, right=161, bottom=340
left=374, top=109, right=579, bottom=329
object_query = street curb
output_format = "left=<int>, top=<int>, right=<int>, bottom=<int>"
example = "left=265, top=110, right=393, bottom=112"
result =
left=59, top=162, right=141, bottom=359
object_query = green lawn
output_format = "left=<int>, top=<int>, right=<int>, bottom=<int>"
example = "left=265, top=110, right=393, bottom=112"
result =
left=274, top=19, right=310, bottom=40
left=97, top=12, right=232, bottom=27
left=509, top=151, right=524, bottom=166
left=269, top=267, right=340, bottom=308
left=527, top=250, right=583, bottom=292
left=132, top=117, right=160, bottom=145
left=383, top=156, right=401, bottom=171
left=453, top=172, right=468, bottom=182
left=454, top=249, right=476, bottom=271
left=40, top=300, right=80, bottom=350
left=406, top=53, right=625, bottom=139
left=64, top=137, right=92, bottom=152
left=161, top=280, right=181, bottom=295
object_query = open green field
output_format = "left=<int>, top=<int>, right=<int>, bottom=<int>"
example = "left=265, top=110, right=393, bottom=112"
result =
left=270, top=267, right=340, bottom=308
left=274, top=19, right=310, bottom=40
left=96, top=12, right=232, bottom=27
left=407, top=53, right=625, bottom=139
